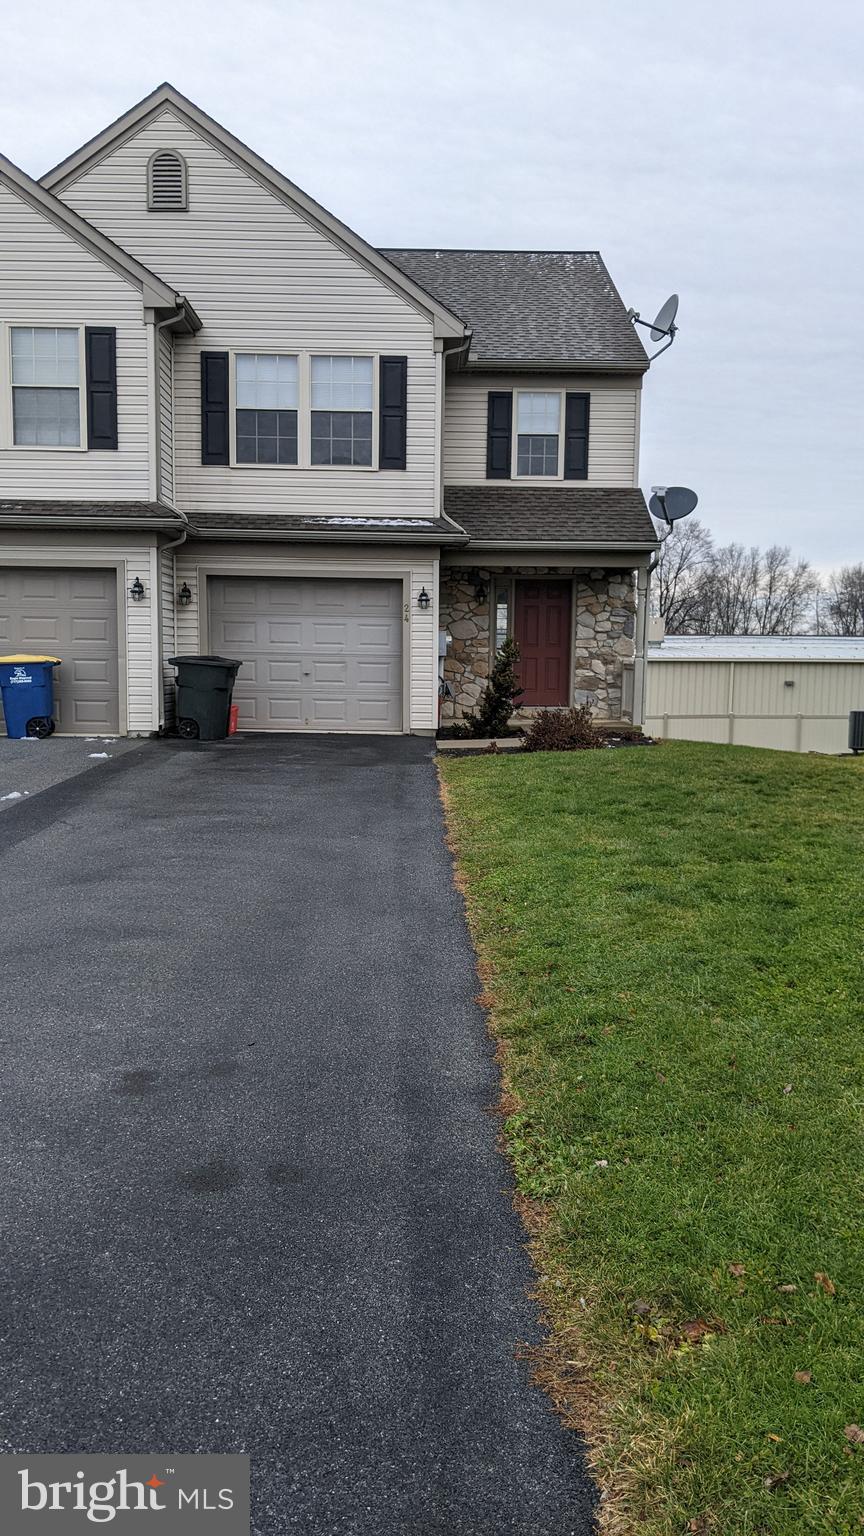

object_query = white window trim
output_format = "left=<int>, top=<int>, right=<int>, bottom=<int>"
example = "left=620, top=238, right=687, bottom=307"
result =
left=512, top=389, right=564, bottom=481
left=228, top=350, right=380, bottom=471
left=1, top=322, right=87, bottom=452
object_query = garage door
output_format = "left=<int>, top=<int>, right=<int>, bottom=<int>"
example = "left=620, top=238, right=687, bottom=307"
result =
left=0, top=566, right=119, bottom=734
left=208, top=576, right=403, bottom=732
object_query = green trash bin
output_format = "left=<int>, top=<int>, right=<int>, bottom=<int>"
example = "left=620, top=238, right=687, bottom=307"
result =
left=169, top=655, right=241, bottom=741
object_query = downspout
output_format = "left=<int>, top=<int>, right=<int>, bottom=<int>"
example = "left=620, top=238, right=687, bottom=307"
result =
left=153, top=306, right=189, bottom=726
left=632, top=559, right=654, bottom=728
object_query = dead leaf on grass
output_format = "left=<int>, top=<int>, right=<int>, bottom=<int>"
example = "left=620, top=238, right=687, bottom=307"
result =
left=783, top=1083, right=794, bottom=1094
left=844, top=1425, right=864, bottom=1447
left=814, top=1272, right=836, bottom=1296
left=766, top=1433, right=782, bottom=1443
left=728, top=1262, right=746, bottom=1278
left=764, top=1471, right=791, bottom=1490
left=794, top=1370, right=812, bottom=1384
left=680, top=1318, right=723, bottom=1344
left=777, top=1283, right=797, bottom=1293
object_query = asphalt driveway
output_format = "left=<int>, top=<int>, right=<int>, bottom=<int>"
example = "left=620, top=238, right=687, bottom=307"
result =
left=0, top=735, right=595, bottom=1535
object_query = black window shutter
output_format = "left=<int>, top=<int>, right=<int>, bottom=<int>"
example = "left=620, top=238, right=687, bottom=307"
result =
left=563, top=392, right=590, bottom=480
left=378, top=356, right=407, bottom=470
left=85, top=328, right=117, bottom=450
left=486, top=391, right=512, bottom=479
left=201, top=351, right=230, bottom=465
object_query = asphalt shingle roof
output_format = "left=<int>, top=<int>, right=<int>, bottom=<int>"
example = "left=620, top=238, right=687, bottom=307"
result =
left=186, top=514, right=466, bottom=543
left=380, top=249, right=649, bottom=368
left=443, top=487, right=657, bottom=546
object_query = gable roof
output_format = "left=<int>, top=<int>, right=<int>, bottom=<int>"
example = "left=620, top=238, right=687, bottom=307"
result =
left=40, top=84, right=467, bottom=342
left=381, top=250, right=649, bottom=371
left=442, top=487, right=657, bottom=547
left=0, top=152, right=199, bottom=327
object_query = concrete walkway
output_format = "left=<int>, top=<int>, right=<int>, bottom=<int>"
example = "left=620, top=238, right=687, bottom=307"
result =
left=0, top=735, right=595, bottom=1535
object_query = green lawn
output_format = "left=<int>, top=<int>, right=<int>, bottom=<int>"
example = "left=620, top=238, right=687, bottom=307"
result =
left=439, top=741, right=864, bottom=1535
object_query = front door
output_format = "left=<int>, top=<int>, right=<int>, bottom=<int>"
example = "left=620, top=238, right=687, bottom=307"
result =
left=513, top=580, right=572, bottom=707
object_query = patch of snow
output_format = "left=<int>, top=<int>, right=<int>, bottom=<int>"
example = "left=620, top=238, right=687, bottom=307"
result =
left=88, top=752, right=112, bottom=759
left=0, top=790, right=28, bottom=800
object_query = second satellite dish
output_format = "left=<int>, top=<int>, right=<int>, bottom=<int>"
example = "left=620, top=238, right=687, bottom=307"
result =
left=650, top=294, right=679, bottom=341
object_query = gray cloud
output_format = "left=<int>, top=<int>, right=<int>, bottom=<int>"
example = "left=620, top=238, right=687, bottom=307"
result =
left=1, top=0, right=861, bottom=565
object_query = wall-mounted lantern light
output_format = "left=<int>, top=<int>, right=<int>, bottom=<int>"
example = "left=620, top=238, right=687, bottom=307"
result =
left=129, top=577, right=146, bottom=603
left=417, top=587, right=431, bottom=611
left=474, top=578, right=488, bottom=605
left=177, top=583, right=192, bottom=607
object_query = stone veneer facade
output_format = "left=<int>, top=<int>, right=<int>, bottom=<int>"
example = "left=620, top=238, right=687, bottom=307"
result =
left=439, top=567, right=636, bottom=724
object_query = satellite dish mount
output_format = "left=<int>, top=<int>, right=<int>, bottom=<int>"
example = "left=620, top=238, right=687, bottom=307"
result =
left=627, top=293, right=679, bottom=360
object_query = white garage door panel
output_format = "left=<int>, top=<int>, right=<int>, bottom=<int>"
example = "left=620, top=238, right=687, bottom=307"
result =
left=208, top=576, right=403, bottom=732
left=0, top=566, right=119, bottom=734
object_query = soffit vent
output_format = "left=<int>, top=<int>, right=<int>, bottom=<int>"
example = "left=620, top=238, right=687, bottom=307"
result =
left=147, top=151, right=188, bottom=211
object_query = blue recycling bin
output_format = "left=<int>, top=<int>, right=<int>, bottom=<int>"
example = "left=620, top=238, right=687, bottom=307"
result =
left=0, top=655, right=60, bottom=739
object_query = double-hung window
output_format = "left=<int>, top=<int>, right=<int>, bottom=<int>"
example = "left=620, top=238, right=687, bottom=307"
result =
left=11, top=326, right=81, bottom=447
left=310, top=355, right=373, bottom=467
left=515, top=391, right=561, bottom=477
left=235, top=353, right=298, bottom=464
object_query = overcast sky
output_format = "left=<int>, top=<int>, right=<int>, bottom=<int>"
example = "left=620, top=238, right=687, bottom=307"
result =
left=1, top=0, right=861, bottom=568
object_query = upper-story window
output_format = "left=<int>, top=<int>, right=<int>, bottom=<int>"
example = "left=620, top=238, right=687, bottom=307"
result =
left=235, top=353, right=298, bottom=464
left=10, top=326, right=82, bottom=447
left=515, top=390, right=561, bottom=477
left=311, top=355, right=373, bottom=466
left=147, top=151, right=188, bottom=211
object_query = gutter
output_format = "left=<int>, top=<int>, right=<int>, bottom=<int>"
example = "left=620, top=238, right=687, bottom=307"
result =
left=0, top=515, right=186, bottom=531
left=187, top=525, right=470, bottom=546
left=456, top=538, right=660, bottom=551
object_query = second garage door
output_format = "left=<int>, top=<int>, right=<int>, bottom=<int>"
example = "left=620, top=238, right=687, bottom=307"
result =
left=208, top=576, right=403, bottom=732
left=0, top=566, right=119, bottom=734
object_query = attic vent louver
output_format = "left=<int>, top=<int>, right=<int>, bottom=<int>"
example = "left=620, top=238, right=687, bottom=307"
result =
left=147, top=151, right=187, bottom=211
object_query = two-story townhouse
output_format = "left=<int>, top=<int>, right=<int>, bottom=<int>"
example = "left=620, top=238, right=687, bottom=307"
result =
left=0, top=84, right=659, bottom=739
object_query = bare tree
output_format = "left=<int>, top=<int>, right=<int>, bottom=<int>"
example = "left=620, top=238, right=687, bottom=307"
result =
left=656, top=527, right=820, bottom=636
left=654, top=518, right=713, bottom=632
left=754, top=546, right=821, bottom=634
left=824, top=564, right=864, bottom=635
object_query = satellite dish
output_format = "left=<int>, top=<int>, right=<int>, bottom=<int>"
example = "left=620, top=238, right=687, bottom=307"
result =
left=663, top=486, right=698, bottom=521
left=650, top=294, right=679, bottom=341
left=651, top=486, right=698, bottom=527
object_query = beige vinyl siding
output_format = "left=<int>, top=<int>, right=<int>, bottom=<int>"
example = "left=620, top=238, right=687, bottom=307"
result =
left=0, top=183, right=151, bottom=497
left=157, top=329, right=174, bottom=503
left=173, top=542, right=439, bottom=732
left=57, top=108, right=438, bottom=521
left=444, top=372, right=640, bottom=487
left=646, top=659, right=864, bottom=754
left=0, top=528, right=161, bottom=733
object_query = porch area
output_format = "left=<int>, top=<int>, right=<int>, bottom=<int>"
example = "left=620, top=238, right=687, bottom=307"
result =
left=438, top=565, right=638, bottom=725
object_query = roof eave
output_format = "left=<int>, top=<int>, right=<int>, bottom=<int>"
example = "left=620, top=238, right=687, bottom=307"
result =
left=0, top=514, right=184, bottom=530
left=461, top=356, right=649, bottom=375
left=187, top=524, right=469, bottom=546
left=460, top=538, right=659, bottom=551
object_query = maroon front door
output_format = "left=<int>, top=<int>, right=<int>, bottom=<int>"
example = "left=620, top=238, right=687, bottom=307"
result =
left=513, top=580, right=572, bottom=706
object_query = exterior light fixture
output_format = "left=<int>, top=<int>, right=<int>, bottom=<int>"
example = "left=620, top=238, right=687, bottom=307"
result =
left=129, top=577, right=145, bottom=603
left=178, top=583, right=192, bottom=607
left=474, top=578, right=488, bottom=605
left=417, top=587, right=431, bottom=611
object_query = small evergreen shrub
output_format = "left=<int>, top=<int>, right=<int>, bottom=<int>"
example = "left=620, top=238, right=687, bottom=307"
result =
left=521, top=705, right=601, bottom=753
left=472, top=638, right=523, bottom=737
